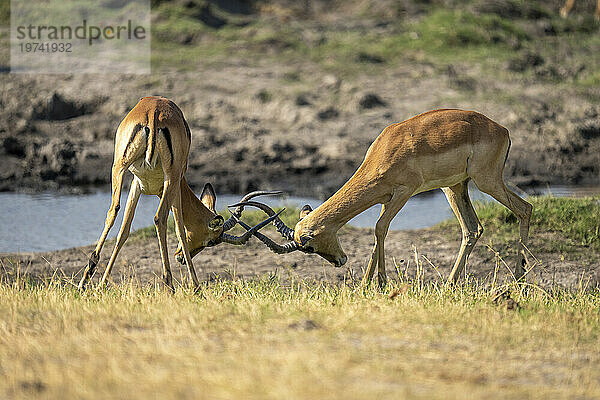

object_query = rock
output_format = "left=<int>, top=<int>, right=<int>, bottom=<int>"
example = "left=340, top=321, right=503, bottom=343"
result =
left=538, top=20, right=557, bottom=36
left=288, top=319, right=320, bottom=330
left=535, top=64, right=585, bottom=81
left=321, top=74, right=341, bottom=90
left=193, top=3, right=227, bottom=29
left=445, top=65, right=476, bottom=91
left=295, top=94, right=311, bottom=106
left=356, top=52, right=385, bottom=64
left=358, top=93, right=387, bottom=110
left=474, top=0, right=548, bottom=19
left=584, top=108, right=598, bottom=119
left=530, top=102, right=556, bottom=125
left=578, top=122, right=600, bottom=140
left=255, top=89, right=272, bottom=103
left=507, top=52, right=544, bottom=72
left=32, top=93, right=87, bottom=121
left=474, top=0, right=521, bottom=18
left=36, top=139, right=79, bottom=181
left=317, top=107, right=339, bottom=120
left=3, top=137, right=26, bottom=158
left=175, top=33, right=197, bottom=45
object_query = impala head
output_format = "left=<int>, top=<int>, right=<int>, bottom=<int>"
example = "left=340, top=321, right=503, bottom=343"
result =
left=175, top=185, right=285, bottom=264
left=230, top=202, right=348, bottom=267
left=293, top=205, right=347, bottom=267
left=174, top=183, right=224, bottom=262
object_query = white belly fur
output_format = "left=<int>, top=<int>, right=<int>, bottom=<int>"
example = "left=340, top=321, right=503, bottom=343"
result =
left=129, top=159, right=165, bottom=195
left=413, top=172, right=469, bottom=195
left=409, top=144, right=471, bottom=195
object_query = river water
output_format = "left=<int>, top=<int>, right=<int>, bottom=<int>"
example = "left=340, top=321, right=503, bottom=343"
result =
left=1, top=185, right=598, bottom=252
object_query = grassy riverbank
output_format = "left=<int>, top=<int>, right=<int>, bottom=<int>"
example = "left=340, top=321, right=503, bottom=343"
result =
left=0, top=277, right=599, bottom=399
left=2, top=196, right=600, bottom=398
left=439, top=195, right=600, bottom=262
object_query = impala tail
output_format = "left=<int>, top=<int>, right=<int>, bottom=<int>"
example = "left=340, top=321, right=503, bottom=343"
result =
left=145, top=109, right=158, bottom=166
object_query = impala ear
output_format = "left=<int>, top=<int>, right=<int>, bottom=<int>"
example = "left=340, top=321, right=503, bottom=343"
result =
left=208, top=215, right=224, bottom=232
left=299, top=234, right=312, bottom=246
left=200, top=183, right=217, bottom=213
left=299, top=204, right=312, bottom=220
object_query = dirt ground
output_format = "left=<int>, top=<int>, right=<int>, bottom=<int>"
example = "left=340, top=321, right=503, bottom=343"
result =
left=3, top=224, right=598, bottom=291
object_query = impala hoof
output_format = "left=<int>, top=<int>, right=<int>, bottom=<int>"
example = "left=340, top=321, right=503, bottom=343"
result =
left=332, top=255, right=347, bottom=267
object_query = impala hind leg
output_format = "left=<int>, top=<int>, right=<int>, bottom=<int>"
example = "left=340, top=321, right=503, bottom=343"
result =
left=79, top=165, right=126, bottom=290
left=361, top=188, right=411, bottom=289
left=171, top=185, right=199, bottom=288
left=473, top=178, right=532, bottom=280
left=442, top=180, right=483, bottom=285
left=99, top=178, right=142, bottom=287
left=154, top=181, right=176, bottom=291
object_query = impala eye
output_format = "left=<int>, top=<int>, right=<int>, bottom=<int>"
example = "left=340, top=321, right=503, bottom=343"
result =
left=209, top=215, right=224, bottom=230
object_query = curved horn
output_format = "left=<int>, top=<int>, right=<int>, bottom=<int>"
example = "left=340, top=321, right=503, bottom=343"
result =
left=217, top=209, right=285, bottom=245
left=222, top=190, right=283, bottom=232
left=228, top=200, right=295, bottom=241
left=233, top=216, right=301, bottom=254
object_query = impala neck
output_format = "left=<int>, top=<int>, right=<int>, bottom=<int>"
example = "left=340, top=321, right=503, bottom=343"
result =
left=179, top=177, right=214, bottom=230
left=304, top=167, right=384, bottom=234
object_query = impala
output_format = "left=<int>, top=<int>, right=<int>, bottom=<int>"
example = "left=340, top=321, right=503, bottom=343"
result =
left=560, top=0, right=600, bottom=19
left=78, top=96, right=281, bottom=290
left=233, top=109, right=533, bottom=287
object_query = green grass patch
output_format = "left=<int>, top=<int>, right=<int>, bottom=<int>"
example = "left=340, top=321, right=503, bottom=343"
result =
left=152, top=3, right=213, bottom=42
left=146, top=1, right=600, bottom=84
left=438, top=196, right=600, bottom=257
left=478, top=196, right=600, bottom=248
left=410, top=9, right=528, bottom=50
left=149, top=6, right=531, bottom=73
left=0, top=1, right=8, bottom=26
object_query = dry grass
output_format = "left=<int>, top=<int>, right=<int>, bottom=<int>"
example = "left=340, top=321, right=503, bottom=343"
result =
left=0, top=271, right=599, bottom=399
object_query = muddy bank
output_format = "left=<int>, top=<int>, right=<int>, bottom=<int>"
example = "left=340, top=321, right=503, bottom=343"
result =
left=2, top=0, right=600, bottom=197
left=2, top=224, right=598, bottom=290
left=1, top=66, right=600, bottom=197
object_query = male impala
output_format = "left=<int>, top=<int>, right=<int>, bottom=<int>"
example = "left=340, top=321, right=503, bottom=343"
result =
left=234, top=109, right=532, bottom=287
left=560, top=0, right=600, bottom=19
left=78, top=96, right=281, bottom=290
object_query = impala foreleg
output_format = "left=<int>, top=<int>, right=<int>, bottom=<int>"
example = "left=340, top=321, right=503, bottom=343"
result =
left=361, top=189, right=411, bottom=289
left=171, top=185, right=199, bottom=288
left=99, top=178, right=142, bottom=287
left=79, top=165, right=126, bottom=290
left=155, top=181, right=175, bottom=291
left=443, top=181, right=483, bottom=285
left=361, top=242, right=379, bottom=288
